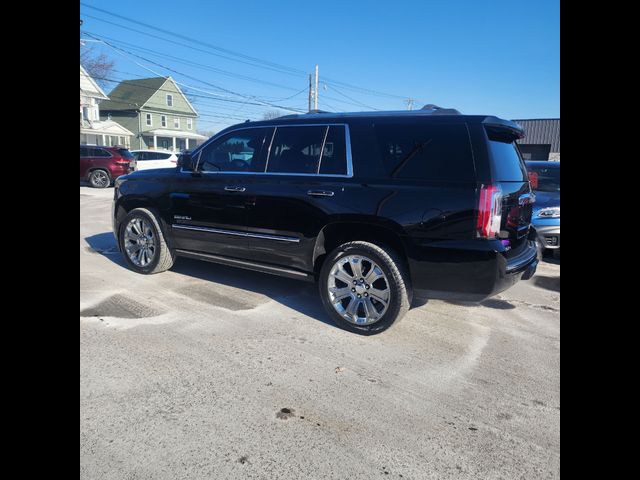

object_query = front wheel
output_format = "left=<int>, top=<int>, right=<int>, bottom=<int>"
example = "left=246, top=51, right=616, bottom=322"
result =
left=118, top=208, right=175, bottom=274
left=319, top=241, right=412, bottom=335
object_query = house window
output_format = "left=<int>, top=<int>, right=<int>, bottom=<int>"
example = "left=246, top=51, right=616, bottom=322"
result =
left=146, top=113, right=152, bottom=126
left=166, top=94, right=173, bottom=107
left=187, top=118, right=192, bottom=130
left=174, top=117, right=180, bottom=128
left=161, top=115, right=167, bottom=127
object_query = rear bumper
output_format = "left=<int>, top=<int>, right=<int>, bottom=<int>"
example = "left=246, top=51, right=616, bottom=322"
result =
left=406, top=237, right=538, bottom=301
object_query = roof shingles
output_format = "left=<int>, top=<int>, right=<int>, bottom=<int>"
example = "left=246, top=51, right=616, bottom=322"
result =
left=100, top=77, right=189, bottom=112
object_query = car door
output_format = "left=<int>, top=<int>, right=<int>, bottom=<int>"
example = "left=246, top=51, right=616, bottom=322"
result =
left=147, top=152, right=169, bottom=170
left=244, top=124, right=352, bottom=272
left=168, top=127, right=272, bottom=259
left=80, top=146, right=92, bottom=177
left=135, top=152, right=152, bottom=171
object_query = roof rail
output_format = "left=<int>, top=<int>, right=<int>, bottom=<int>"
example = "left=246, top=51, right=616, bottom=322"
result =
left=420, top=104, right=462, bottom=115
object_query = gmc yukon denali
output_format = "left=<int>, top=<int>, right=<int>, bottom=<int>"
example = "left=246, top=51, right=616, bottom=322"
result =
left=112, top=108, right=538, bottom=334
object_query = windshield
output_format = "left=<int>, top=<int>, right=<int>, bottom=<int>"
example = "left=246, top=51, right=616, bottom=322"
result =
left=527, top=165, right=560, bottom=192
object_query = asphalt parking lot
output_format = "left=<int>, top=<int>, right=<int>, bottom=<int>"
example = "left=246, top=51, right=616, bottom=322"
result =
left=80, top=186, right=560, bottom=480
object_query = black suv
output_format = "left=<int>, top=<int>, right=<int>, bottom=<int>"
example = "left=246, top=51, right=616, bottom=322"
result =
left=112, top=109, right=538, bottom=334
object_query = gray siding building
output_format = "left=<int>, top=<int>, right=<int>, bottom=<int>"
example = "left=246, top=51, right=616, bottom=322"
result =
left=512, top=118, right=560, bottom=161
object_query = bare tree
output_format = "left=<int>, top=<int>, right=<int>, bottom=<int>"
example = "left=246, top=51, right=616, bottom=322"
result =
left=262, top=110, right=283, bottom=120
left=80, top=44, right=115, bottom=89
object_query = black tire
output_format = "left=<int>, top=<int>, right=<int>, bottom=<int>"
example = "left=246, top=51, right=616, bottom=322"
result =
left=88, top=169, right=111, bottom=188
left=118, top=208, right=175, bottom=274
left=319, top=241, right=412, bottom=335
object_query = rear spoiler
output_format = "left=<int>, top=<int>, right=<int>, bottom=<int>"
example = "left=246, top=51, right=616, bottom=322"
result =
left=482, top=117, right=525, bottom=141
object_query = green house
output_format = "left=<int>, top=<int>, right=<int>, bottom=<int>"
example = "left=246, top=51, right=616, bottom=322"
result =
left=100, top=76, right=208, bottom=152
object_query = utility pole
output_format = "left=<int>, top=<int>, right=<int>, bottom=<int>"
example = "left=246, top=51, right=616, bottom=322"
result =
left=308, top=74, right=313, bottom=112
left=405, top=98, right=415, bottom=110
left=314, top=64, right=319, bottom=111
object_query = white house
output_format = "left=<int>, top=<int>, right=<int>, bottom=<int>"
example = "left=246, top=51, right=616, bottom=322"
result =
left=80, top=65, right=134, bottom=147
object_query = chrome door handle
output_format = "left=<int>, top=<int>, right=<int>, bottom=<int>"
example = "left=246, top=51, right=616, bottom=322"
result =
left=224, top=186, right=246, bottom=192
left=307, top=190, right=334, bottom=197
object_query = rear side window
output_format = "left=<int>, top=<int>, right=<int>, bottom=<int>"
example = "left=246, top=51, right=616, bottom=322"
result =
left=141, top=152, right=171, bottom=160
left=117, top=149, right=134, bottom=160
left=267, top=126, right=326, bottom=174
left=93, top=148, right=112, bottom=157
left=374, top=123, right=474, bottom=182
left=80, top=147, right=90, bottom=157
left=319, top=125, right=348, bottom=175
left=487, top=130, right=527, bottom=181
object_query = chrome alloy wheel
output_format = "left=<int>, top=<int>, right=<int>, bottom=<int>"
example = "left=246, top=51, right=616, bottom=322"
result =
left=124, top=217, right=156, bottom=267
left=327, top=255, right=391, bottom=325
left=91, top=170, right=109, bottom=188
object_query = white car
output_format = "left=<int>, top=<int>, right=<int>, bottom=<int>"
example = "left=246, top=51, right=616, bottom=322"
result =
left=129, top=150, right=180, bottom=171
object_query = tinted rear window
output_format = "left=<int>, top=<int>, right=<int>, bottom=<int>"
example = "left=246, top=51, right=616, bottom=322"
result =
left=267, top=126, right=326, bottom=174
left=373, top=123, right=474, bottom=182
left=93, top=148, right=111, bottom=157
left=319, top=125, right=348, bottom=175
left=117, top=149, right=134, bottom=160
left=487, top=131, right=527, bottom=181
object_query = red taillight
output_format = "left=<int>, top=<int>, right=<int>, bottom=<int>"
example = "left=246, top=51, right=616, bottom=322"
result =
left=115, top=159, right=130, bottom=165
left=476, top=185, right=503, bottom=238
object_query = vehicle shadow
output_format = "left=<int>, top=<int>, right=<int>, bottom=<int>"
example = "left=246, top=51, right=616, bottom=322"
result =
left=84, top=232, right=335, bottom=327
left=541, top=254, right=560, bottom=266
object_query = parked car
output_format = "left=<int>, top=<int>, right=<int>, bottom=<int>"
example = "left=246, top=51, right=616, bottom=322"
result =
left=80, top=145, right=133, bottom=188
left=113, top=109, right=538, bottom=334
left=129, top=150, right=180, bottom=172
left=525, top=160, right=560, bottom=258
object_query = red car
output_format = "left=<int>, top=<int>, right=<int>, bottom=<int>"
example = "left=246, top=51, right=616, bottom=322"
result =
left=80, top=145, right=133, bottom=188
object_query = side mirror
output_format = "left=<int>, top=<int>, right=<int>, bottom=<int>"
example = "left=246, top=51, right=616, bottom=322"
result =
left=177, top=151, right=195, bottom=171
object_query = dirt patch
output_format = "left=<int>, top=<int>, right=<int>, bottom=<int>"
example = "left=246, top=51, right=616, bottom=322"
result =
left=176, top=284, right=262, bottom=311
left=276, top=407, right=295, bottom=420
left=81, top=294, right=163, bottom=319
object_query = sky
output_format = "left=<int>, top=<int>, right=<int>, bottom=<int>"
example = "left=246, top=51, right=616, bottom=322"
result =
left=80, top=0, right=560, bottom=134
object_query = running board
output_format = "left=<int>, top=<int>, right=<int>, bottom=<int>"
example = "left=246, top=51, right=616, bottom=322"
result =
left=175, top=249, right=315, bottom=282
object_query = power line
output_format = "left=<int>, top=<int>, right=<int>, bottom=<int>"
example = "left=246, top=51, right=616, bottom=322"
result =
left=83, top=34, right=366, bottom=111
left=91, top=74, right=292, bottom=117
left=80, top=4, right=306, bottom=76
left=95, top=72, right=282, bottom=114
left=325, top=83, right=379, bottom=110
left=83, top=30, right=306, bottom=94
left=80, top=4, right=418, bottom=103
left=82, top=31, right=307, bottom=113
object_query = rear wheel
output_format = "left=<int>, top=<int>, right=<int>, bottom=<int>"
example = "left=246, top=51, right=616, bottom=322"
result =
left=118, top=208, right=175, bottom=274
left=88, top=169, right=110, bottom=188
left=319, top=241, right=411, bottom=335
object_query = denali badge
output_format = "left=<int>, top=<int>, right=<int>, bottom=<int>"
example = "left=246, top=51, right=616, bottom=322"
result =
left=174, top=215, right=191, bottom=220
